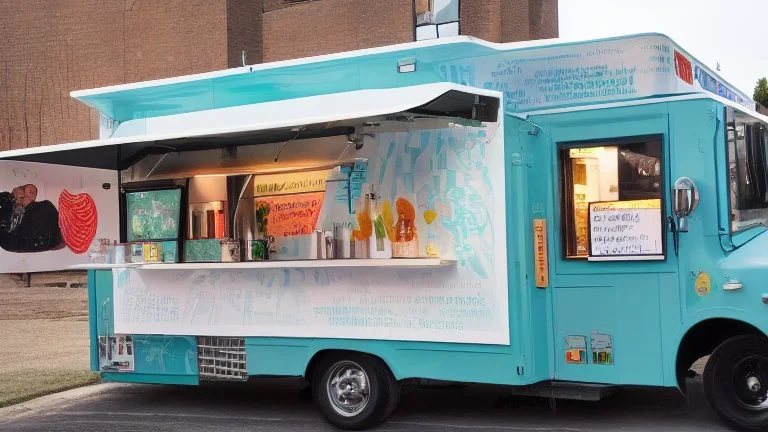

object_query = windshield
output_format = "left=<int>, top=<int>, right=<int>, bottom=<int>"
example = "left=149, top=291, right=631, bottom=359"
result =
left=728, top=111, right=768, bottom=232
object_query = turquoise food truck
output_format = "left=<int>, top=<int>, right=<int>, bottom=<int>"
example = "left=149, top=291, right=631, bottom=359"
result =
left=1, top=33, right=767, bottom=431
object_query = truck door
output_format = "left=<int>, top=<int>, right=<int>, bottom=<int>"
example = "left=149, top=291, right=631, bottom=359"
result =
left=538, top=106, right=678, bottom=386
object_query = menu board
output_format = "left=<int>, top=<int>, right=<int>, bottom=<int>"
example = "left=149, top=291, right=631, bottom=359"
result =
left=261, top=192, right=324, bottom=237
left=126, top=189, right=182, bottom=242
left=588, top=199, right=664, bottom=261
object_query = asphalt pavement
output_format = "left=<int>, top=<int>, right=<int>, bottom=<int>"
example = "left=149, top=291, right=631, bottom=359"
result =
left=0, top=376, right=731, bottom=431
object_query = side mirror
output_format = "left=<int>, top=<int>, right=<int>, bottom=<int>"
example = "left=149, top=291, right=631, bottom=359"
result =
left=673, top=177, right=699, bottom=232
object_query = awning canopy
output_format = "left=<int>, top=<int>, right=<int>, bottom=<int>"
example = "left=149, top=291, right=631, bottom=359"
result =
left=0, top=83, right=500, bottom=171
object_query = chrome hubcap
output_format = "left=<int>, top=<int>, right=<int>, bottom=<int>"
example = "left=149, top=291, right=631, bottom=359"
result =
left=748, top=376, right=762, bottom=393
left=326, top=361, right=370, bottom=417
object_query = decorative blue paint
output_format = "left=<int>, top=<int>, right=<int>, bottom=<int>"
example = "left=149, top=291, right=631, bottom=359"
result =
left=102, top=372, right=198, bottom=386
left=245, top=337, right=524, bottom=385
left=94, top=270, right=114, bottom=338
left=87, top=270, right=99, bottom=372
left=133, top=335, right=198, bottom=376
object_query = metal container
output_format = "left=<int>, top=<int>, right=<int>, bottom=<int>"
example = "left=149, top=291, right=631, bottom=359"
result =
left=324, top=230, right=335, bottom=259
left=220, top=239, right=240, bottom=262
left=313, top=230, right=325, bottom=259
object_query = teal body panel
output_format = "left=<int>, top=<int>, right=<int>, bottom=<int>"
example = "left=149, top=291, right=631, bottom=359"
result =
left=87, top=271, right=99, bottom=371
left=89, top=270, right=199, bottom=385
left=531, top=102, right=677, bottom=387
left=245, top=338, right=523, bottom=384
left=525, top=99, right=768, bottom=387
left=101, top=373, right=198, bottom=385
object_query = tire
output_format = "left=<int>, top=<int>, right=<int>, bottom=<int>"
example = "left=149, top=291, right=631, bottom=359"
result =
left=703, top=334, right=768, bottom=432
left=312, top=352, right=399, bottom=430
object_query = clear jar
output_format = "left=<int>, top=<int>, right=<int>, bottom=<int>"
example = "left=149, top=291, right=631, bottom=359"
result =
left=392, top=218, right=418, bottom=257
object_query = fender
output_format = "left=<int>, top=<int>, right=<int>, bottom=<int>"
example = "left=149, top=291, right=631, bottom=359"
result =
left=669, top=307, right=768, bottom=388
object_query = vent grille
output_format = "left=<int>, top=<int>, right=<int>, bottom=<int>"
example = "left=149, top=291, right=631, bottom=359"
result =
left=197, top=337, right=247, bottom=381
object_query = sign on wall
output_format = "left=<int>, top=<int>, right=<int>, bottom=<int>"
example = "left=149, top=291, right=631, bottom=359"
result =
left=252, top=170, right=329, bottom=198
left=0, top=161, right=119, bottom=273
left=442, top=34, right=754, bottom=114
left=588, top=199, right=664, bottom=261
left=533, top=219, right=548, bottom=288
left=261, top=192, right=325, bottom=237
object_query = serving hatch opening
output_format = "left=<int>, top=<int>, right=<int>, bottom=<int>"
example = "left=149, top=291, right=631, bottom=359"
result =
left=0, top=83, right=501, bottom=274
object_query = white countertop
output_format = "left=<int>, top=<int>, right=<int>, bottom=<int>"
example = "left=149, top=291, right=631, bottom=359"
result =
left=70, top=258, right=454, bottom=271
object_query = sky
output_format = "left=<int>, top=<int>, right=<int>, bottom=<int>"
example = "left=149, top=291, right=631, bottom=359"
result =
left=558, top=0, right=768, bottom=98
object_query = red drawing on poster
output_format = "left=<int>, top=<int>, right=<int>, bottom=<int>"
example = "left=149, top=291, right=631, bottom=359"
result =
left=58, top=189, right=98, bottom=254
left=263, top=192, right=324, bottom=237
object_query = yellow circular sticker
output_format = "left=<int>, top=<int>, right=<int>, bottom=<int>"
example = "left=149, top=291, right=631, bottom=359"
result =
left=695, top=272, right=711, bottom=297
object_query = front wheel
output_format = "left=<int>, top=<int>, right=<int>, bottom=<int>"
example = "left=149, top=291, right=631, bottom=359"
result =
left=312, top=352, right=399, bottom=430
left=704, top=335, right=768, bottom=432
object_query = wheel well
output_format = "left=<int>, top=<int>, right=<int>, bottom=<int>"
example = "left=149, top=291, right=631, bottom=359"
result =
left=676, top=318, right=764, bottom=391
left=304, top=349, right=394, bottom=382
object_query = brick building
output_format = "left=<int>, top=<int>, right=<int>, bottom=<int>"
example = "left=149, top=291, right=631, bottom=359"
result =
left=0, top=0, right=557, bottom=285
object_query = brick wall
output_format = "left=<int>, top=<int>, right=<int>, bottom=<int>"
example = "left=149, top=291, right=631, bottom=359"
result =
left=527, top=0, right=559, bottom=41
left=227, top=0, right=264, bottom=67
left=460, top=0, right=502, bottom=42
left=0, top=0, right=234, bottom=151
left=262, top=0, right=415, bottom=62
left=498, top=0, right=558, bottom=42
left=0, top=271, right=87, bottom=289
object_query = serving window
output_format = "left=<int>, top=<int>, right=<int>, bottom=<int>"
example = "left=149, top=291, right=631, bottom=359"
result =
left=559, top=137, right=665, bottom=260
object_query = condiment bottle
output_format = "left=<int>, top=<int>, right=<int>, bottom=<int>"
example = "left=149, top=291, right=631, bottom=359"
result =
left=367, top=185, right=392, bottom=259
left=392, top=198, right=419, bottom=258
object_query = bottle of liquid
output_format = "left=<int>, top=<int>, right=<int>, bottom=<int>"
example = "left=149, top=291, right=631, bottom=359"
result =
left=367, top=185, right=392, bottom=259
left=392, top=198, right=419, bottom=258
left=191, top=210, right=202, bottom=240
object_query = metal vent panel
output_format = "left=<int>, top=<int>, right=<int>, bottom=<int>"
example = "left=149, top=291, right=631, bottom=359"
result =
left=197, top=337, right=247, bottom=381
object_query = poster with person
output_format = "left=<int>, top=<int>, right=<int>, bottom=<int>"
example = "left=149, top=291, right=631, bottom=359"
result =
left=0, top=160, right=119, bottom=273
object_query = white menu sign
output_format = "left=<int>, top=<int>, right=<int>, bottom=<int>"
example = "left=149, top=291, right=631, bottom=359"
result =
left=588, top=199, right=664, bottom=261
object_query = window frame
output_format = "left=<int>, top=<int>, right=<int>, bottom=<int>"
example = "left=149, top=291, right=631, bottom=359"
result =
left=414, top=0, right=460, bottom=41
left=557, top=134, right=668, bottom=261
left=725, top=107, right=768, bottom=235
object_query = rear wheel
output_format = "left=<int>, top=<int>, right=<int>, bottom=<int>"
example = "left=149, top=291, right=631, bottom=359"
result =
left=312, top=352, right=399, bottom=430
left=704, top=335, right=768, bottom=432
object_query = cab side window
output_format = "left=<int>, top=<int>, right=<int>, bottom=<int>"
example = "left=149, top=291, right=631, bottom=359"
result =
left=728, top=120, right=768, bottom=231
left=560, top=139, right=663, bottom=259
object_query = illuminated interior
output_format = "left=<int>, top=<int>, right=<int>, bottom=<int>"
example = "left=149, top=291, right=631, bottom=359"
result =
left=561, top=139, right=662, bottom=258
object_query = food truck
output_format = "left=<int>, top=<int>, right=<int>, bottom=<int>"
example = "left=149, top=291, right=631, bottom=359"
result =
left=1, top=32, right=767, bottom=431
